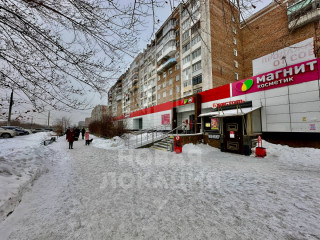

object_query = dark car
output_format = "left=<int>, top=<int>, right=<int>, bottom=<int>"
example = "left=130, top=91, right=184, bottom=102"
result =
left=2, top=126, right=30, bottom=135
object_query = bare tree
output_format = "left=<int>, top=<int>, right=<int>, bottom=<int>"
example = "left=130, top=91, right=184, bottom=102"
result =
left=0, top=0, right=164, bottom=116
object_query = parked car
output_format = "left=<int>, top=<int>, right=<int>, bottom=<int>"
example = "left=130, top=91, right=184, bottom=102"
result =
left=1, top=126, right=30, bottom=135
left=0, top=127, right=17, bottom=138
left=33, top=128, right=45, bottom=133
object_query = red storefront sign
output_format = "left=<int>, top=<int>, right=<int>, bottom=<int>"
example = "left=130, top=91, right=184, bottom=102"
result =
left=212, top=100, right=245, bottom=109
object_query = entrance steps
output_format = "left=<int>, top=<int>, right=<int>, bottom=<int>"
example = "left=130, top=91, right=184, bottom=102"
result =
left=150, top=136, right=174, bottom=151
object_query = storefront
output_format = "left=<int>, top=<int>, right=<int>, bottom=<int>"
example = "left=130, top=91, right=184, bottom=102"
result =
left=120, top=58, right=319, bottom=151
left=199, top=101, right=262, bottom=155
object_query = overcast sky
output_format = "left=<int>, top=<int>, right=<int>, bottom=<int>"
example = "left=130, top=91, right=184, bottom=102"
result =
left=8, top=0, right=271, bottom=126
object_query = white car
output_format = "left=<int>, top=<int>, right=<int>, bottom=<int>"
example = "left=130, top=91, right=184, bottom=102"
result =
left=0, top=127, right=17, bottom=138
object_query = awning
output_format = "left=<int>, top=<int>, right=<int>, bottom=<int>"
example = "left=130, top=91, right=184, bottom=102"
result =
left=199, top=106, right=261, bottom=118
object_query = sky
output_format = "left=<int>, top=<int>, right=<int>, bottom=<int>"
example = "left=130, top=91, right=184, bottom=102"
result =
left=2, top=0, right=271, bottom=126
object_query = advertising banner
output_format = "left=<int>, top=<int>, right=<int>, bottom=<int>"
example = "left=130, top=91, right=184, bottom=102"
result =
left=161, top=114, right=170, bottom=125
left=211, top=118, right=219, bottom=130
left=232, top=59, right=319, bottom=97
left=252, top=38, right=315, bottom=75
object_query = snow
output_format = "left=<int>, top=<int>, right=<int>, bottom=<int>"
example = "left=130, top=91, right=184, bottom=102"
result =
left=0, top=132, right=54, bottom=221
left=91, top=132, right=166, bottom=150
left=0, top=137, right=319, bottom=239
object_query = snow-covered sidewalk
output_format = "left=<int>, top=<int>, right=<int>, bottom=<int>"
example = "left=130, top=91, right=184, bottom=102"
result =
left=0, top=132, right=54, bottom=220
left=0, top=136, right=319, bottom=239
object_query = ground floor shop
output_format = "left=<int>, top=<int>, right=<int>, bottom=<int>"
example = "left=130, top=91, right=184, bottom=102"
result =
left=116, top=59, right=320, bottom=153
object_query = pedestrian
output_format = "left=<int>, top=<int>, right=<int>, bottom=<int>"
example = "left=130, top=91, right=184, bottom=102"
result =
left=81, top=128, right=85, bottom=140
left=85, top=130, right=90, bottom=145
left=67, top=128, right=75, bottom=149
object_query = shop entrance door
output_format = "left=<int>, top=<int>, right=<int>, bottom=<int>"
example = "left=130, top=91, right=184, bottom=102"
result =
left=189, top=114, right=195, bottom=133
left=223, top=117, right=243, bottom=154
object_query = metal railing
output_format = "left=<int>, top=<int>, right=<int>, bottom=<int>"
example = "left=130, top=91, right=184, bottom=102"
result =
left=125, top=124, right=171, bottom=149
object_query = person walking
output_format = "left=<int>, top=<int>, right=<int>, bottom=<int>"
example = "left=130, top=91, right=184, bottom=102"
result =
left=85, top=130, right=90, bottom=146
left=81, top=128, right=85, bottom=140
left=67, top=128, right=75, bottom=149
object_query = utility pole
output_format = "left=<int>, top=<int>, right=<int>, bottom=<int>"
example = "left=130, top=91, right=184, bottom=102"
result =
left=7, top=89, right=14, bottom=126
left=47, top=111, right=50, bottom=127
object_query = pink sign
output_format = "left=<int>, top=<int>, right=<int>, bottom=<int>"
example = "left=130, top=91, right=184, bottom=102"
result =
left=161, top=114, right=170, bottom=125
left=232, top=59, right=319, bottom=97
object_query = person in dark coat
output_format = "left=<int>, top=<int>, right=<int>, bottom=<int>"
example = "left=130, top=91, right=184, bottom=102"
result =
left=66, top=128, right=75, bottom=149
left=81, top=128, right=85, bottom=140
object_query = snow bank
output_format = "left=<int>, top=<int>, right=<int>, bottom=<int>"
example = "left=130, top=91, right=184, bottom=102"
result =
left=91, top=135, right=126, bottom=149
left=182, top=143, right=219, bottom=155
left=261, top=141, right=320, bottom=167
left=0, top=132, right=53, bottom=221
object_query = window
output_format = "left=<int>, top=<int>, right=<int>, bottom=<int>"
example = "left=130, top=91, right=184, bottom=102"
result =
left=233, top=37, right=237, bottom=45
left=234, top=49, right=238, bottom=56
left=175, top=52, right=180, bottom=59
left=192, top=47, right=201, bottom=59
left=181, top=9, right=188, bottom=18
left=151, top=70, right=155, bottom=76
left=176, top=40, right=180, bottom=48
left=233, top=26, right=237, bottom=34
left=182, top=31, right=190, bottom=42
left=235, top=72, right=239, bottom=80
left=170, top=89, right=173, bottom=95
left=163, top=81, right=166, bottom=88
left=183, top=55, right=191, bottom=65
left=192, top=74, right=202, bottom=85
left=176, top=86, right=180, bottom=93
left=175, top=30, right=180, bottom=37
left=232, top=15, right=235, bottom=22
left=183, top=67, right=191, bottom=79
left=158, top=85, right=161, bottom=90
left=192, top=61, right=201, bottom=72
left=183, top=80, right=191, bottom=87
left=158, top=93, right=160, bottom=99
left=169, top=78, right=173, bottom=85
left=175, top=64, right=180, bottom=70
left=158, top=75, right=161, bottom=81
left=182, top=42, right=190, bottom=53
left=191, top=21, right=200, bottom=34
left=163, top=72, right=166, bottom=78
left=194, top=87, right=202, bottom=94
left=182, top=19, right=190, bottom=30
left=234, top=60, right=238, bottom=68
left=176, top=75, right=180, bottom=81
left=191, top=34, right=201, bottom=46
left=163, top=91, right=166, bottom=97
left=169, top=68, right=173, bottom=75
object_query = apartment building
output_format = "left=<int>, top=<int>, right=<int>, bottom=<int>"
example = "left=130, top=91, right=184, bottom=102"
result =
left=108, top=0, right=240, bottom=115
left=107, top=0, right=320, bottom=146
left=91, top=105, right=108, bottom=121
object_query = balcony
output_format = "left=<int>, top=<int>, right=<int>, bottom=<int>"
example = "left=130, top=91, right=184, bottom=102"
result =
left=288, top=0, right=320, bottom=30
left=157, top=58, right=177, bottom=73
left=131, top=85, right=139, bottom=92
left=157, top=45, right=177, bottom=63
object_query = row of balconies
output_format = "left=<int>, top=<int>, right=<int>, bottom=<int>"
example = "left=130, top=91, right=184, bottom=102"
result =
left=288, top=0, right=320, bottom=30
